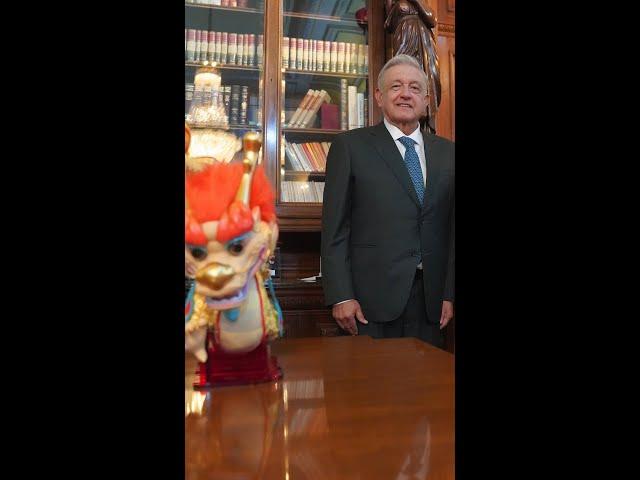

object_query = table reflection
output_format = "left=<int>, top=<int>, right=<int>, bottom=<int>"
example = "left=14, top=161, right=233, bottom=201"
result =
left=185, top=336, right=453, bottom=479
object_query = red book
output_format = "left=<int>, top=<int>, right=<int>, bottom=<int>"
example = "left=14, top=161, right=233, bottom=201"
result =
left=320, top=103, right=339, bottom=130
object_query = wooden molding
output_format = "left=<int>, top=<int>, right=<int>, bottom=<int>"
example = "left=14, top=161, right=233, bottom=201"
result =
left=438, top=23, right=455, bottom=36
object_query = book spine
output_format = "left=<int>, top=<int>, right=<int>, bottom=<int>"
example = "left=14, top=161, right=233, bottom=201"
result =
left=228, top=33, right=237, bottom=65
left=220, top=32, right=228, bottom=64
left=256, top=34, right=263, bottom=66
left=309, top=143, right=324, bottom=171
left=240, top=86, right=249, bottom=125
left=302, top=143, right=319, bottom=171
left=230, top=84, right=240, bottom=124
left=340, top=79, right=348, bottom=130
left=337, top=42, right=345, bottom=73
left=284, top=142, right=299, bottom=171
left=199, top=31, right=208, bottom=63
left=288, top=89, right=313, bottom=127
left=317, top=40, right=324, bottom=72
left=323, top=41, right=330, bottom=72
left=303, top=39, right=309, bottom=71
left=296, top=38, right=303, bottom=70
left=248, top=34, right=255, bottom=66
left=282, top=37, right=289, bottom=69
left=330, top=41, right=337, bottom=72
left=297, top=91, right=319, bottom=128
left=244, top=33, right=250, bottom=65
left=363, top=96, right=368, bottom=127
left=293, top=90, right=318, bottom=127
left=301, top=90, right=330, bottom=128
left=223, top=86, right=231, bottom=117
left=289, top=142, right=305, bottom=171
left=293, top=143, right=313, bottom=172
left=344, top=43, right=351, bottom=75
left=364, top=45, right=369, bottom=73
left=207, top=31, right=215, bottom=62
left=237, top=34, right=244, bottom=65
left=195, top=30, right=202, bottom=61
left=288, top=37, right=296, bottom=69
left=357, top=92, right=364, bottom=128
left=248, top=94, right=259, bottom=125
left=351, top=43, right=358, bottom=74
left=239, top=34, right=246, bottom=65
left=186, top=29, right=196, bottom=62
left=348, top=85, right=357, bottom=130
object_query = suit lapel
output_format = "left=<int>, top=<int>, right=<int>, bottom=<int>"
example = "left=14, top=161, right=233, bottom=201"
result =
left=422, top=132, right=446, bottom=214
left=422, top=131, right=443, bottom=214
left=370, top=122, right=421, bottom=208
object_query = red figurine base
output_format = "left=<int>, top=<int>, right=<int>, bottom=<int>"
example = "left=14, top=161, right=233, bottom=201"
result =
left=193, top=332, right=283, bottom=389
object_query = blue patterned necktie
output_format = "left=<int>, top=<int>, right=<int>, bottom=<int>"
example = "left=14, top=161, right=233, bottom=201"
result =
left=398, top=136, right=424, bottom=206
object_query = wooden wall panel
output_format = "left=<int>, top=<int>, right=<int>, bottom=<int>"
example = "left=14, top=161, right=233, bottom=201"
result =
left=435, top=35, right=455, bottom=141
left=437, top=0, right=455, bottom=28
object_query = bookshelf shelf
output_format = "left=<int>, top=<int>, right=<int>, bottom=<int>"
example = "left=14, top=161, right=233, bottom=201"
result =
left=184, top=3, right=367, bottom=24
left=185, top=62, right=261, bottom=72
left=189, top=124, right=262, bottom=130
left=283, top=11, right=365, bottom=25
left=283, top=127, right=343, bottom=134
left=184, top=3, right=263, bottom=15
left=284, top=170, right=326, bottom=178
left=284, top=69, right=367, bottom=79
left=229, top=124, right=261, bottom=130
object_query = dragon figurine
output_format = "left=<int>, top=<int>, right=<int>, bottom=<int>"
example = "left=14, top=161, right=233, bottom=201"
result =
left=185, top=124, right=283, bottom=387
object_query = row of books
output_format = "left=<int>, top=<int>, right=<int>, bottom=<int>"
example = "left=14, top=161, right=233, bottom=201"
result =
left=186, top=83, right=261, bottom=126
left=286, top=89, right=331, bottom=128
left=285, top=82, right=367, bottom=130
left=281, top=181, right=325, bottom=203
left=185, top=29, right=263, bottom=66
left=283, top=38, right=368, bottom=75
left=186, top=0, right=259, bottom=7
left=341, top=79, right=367, bottom=130
left=284, top=141, right=330, bottom=172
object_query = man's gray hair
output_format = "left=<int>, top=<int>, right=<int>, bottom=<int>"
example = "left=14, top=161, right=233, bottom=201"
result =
left=377, top=54, right=429, bottom=92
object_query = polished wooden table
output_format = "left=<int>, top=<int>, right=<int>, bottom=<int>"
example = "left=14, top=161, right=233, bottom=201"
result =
left=185, top=336, right=454, bottom=479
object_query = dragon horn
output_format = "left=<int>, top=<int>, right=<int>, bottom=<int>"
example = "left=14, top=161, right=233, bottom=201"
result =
left=235, top=131, right=262, bottom=206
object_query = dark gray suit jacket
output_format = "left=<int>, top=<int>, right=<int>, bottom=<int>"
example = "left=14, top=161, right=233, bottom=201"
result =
left=321, top=121, right=455, bottom=325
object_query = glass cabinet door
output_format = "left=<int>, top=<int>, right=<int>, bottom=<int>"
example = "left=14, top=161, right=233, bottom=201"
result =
left=185, top=1, right=265, bottom=162
left=279, top=0, right=369, bottom=204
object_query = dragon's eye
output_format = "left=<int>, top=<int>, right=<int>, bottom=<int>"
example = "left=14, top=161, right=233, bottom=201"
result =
left=189, top=246, right=208, bottom=261
left=227, top=240, right=244, bottom=256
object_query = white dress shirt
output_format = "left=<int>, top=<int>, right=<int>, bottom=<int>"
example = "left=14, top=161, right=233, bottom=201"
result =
left=383, top=118, right=427, bottom=187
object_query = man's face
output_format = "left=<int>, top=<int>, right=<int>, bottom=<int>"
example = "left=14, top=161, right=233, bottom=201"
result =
left=375, top=64, right=428, bottom=131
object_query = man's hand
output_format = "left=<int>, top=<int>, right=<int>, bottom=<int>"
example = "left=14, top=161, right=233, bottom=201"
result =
left=332, top=300, right=368, bottom=335
left=440, top=300, right=454, bottom=329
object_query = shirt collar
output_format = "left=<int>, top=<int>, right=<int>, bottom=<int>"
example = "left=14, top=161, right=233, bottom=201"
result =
left=383, top=118, right=423, bottom=147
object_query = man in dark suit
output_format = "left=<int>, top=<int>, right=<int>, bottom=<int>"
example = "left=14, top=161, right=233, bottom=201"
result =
left=321, top=54, right=454, bottom=348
